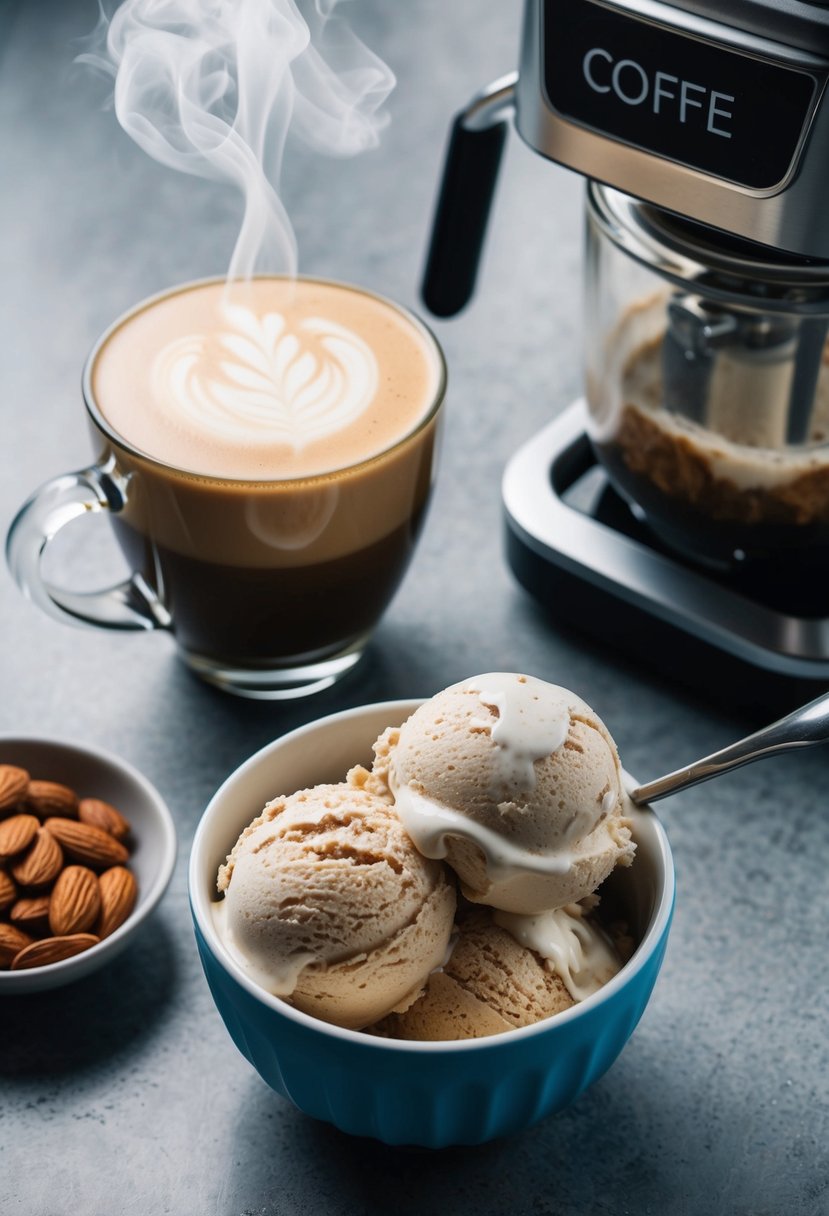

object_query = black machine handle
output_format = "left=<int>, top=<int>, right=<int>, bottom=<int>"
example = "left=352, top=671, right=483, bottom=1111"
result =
left=421, top=74, right=517, bottom=318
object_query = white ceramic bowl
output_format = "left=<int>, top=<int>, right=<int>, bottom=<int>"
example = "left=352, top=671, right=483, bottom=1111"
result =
left=0, top=735, right=176, bottom=993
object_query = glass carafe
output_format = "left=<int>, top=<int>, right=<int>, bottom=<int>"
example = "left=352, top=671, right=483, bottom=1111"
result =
left=584, top=183, right=829, bottom=611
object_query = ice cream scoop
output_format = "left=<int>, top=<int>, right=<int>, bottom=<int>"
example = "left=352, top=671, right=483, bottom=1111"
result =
left=376, top=906, right=574, bottom=1040
left=373, top=673, right=635, bottom=914
left=213, top=777, right=456, bottom=1030
left=378, top=900, right=625, bottom=1041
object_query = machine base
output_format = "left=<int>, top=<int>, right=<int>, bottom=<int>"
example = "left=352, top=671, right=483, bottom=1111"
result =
left=502, top=401, right=829, bottom=715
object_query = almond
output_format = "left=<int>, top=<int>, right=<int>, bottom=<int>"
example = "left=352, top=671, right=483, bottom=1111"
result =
left=97, top=866, right=137, bottom=938
left=49, top=865, right=101, bottom=936
left=0, top=870, right=17, bottom=912
left=0, top=765, right=29, bottom=813
left=43, top=818, right=128, bottom=869
left=10, top=933, right=99, bottom=970
left=0, top=813, right=40, bottom=861
left=10, top=895, right=51, bottom=936
left=78, top=797, right=131, bottom=842
left=0, top=922, right=33, bottom=967
left=27, top=780, right=79, bottom=820
left=11, top=827, right=64, bottom=888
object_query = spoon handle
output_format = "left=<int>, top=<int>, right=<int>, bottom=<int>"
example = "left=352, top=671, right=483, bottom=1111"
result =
left=630, top=691, right=829, bottom=804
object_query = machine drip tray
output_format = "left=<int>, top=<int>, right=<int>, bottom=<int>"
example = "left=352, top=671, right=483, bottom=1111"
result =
left=502, top=400, right=829, bottom=713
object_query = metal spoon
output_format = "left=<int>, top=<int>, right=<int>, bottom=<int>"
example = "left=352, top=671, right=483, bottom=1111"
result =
left=630, top=691, right=829, bottom=805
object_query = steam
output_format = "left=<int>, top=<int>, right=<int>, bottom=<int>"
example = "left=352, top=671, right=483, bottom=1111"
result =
left=79, top=0, right=395, bottom=280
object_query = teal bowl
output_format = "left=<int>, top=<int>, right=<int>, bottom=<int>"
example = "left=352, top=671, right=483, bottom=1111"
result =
left=189, top=700, right=674, bottom=1148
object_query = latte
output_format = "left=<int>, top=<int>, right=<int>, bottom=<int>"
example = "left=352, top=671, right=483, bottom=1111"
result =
left=92, top=277, right=442, bottom=480
left=79, top=277, right=446, bottom=692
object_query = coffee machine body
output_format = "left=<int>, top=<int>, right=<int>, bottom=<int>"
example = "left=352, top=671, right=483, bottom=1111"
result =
left=422, top=0, right=829, bottom=709
left=514, top=0, right=829, bottom=258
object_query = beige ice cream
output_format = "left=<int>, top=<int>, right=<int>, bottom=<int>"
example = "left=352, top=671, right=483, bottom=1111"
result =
left=373, top=673, right=635, bottom=916
left=379, top=908, right=570, bottom=1039
left=213, top=777, right=456, bottom=1030
left=378, top=901, right=622, bottom=1040
left=211, top=672, right=637, bottom=1039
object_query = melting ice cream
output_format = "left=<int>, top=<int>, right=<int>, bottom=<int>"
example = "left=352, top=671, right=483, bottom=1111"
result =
left=213, top=673, right=637, bottom=1040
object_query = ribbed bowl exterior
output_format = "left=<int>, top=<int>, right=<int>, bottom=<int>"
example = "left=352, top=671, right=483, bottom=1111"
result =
left=193, top=901, right=672, bottom=1148
left=190, top=698, right=675, bottom=1148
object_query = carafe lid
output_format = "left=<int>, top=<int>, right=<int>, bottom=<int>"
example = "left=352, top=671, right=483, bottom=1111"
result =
left=588, top=183, right=829, bottom=313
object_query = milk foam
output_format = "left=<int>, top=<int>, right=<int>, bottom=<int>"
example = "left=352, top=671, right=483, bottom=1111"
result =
left=152, top=302, right=379, bottom=450
left=92, top=278, right=442, bottom=481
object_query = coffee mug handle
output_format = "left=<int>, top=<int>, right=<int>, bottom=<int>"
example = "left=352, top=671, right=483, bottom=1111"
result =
left=6, top=461, right=169, bottom=632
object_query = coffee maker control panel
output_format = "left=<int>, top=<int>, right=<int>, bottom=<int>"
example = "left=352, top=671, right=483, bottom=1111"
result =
left=420, top=0, right=829, bottom=319
left=543, top=0, right=818, bottom=190
left=513, top=0, right=829, bottom=258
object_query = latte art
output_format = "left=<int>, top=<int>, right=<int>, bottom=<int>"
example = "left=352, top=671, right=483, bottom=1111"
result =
left=93, top=277, right=441, bottom=480
left=152, top=303, right=379, bottom=449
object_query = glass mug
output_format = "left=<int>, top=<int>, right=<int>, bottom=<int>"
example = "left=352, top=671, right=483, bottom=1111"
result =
left=7, top=277, right=446, bottom=698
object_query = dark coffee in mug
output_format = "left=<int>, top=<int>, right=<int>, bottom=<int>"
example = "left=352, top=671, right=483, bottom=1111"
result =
left=84, top=277, right=445, bottom=693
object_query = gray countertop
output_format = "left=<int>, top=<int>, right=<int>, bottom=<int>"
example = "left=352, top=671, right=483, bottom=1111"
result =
left=2, top=2, right=828, bottom=1213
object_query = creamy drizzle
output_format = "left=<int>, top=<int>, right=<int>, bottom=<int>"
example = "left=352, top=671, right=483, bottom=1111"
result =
left=494, top=905, right=621, bottom=1002
left=211, top=898, right=315, bottom=996
left=464, top=673, right=570, bottom=796
left=388, top=781, right=576, bottom=880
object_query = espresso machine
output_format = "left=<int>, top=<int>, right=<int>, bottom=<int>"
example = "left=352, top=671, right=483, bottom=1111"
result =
left=422, top=0, right=829, bottom=710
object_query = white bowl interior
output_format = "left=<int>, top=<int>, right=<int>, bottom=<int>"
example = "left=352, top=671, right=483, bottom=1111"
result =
left=0, top=736, right=177, bottom=993
left=191, top=700, right=674, bottom=1044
